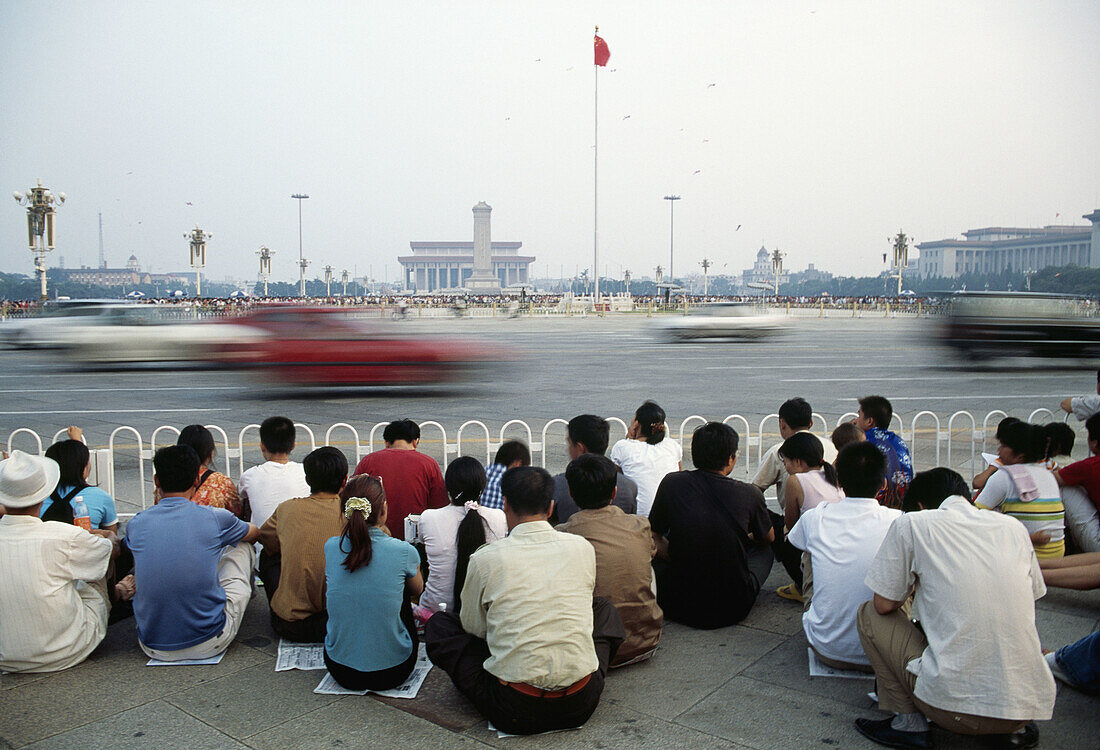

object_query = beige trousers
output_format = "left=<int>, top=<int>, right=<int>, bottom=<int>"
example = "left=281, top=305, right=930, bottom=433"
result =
left=856, top=602, right=1026, bottom=735
left=141, top=542, right=254, bottom=661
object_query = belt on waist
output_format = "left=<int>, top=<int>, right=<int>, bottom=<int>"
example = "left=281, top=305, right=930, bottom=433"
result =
left=499, top=672, right=592, bottom=698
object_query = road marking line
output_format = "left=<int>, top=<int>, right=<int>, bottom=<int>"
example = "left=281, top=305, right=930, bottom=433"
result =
left=0, top=386, right=239, bottom=394
left=841, top=395, right=1069, bottom=401
left=0, top=408, right=233, bottom=415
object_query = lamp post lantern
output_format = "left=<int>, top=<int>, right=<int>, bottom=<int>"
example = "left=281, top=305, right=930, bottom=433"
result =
left=770, top=247, right=784, bottom=298
left=340, top=269, right=350, bottom=296
left=257, top=245, right=274, bottom=297
left=185, top=226, right=212, bottom=297
left=291, top=193, right=310, bottom=297
left=889, top=231, right=910, bottom=297
left=700, top=258, right=712, bottom=297
left=663, top=195, right=681, bottom=284
left=13, top=180, right=65, bottom=300
left=323, top=265, right=334, bottom=297
left=623, top=269, right=631, bottom=296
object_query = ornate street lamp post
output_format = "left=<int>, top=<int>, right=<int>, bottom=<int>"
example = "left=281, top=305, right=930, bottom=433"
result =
left=185, top=226, right=212, bottom=297
left=340, top=269, right=350, bottom=296
left=13, top=180, right=65, bottom=300
left=771, top=247, right=784, bottom=298
left=257, top=245, right=274, bottom=296
left=323, top=264, right=334, bottom=297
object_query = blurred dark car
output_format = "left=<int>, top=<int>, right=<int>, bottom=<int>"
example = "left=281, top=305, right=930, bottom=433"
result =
left=939, top=291, right=1100, bottom=361
left=221, top=306, right=510, bottom=386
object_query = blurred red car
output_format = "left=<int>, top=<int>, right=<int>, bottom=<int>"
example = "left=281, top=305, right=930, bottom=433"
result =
left=219, top=306, right=510, bottom=386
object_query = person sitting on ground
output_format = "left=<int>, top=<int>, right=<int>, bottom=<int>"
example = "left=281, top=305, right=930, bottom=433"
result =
left=754, top=397, right=837, bottom=516
left=418, top=456, right=507, bottom=613
left=854, top=462, right=1054, bottom=749
left=609, top=400, right=682, bottom=518
left=557, top=453, right=662, bottom=666
left=0, top=450, right=119, bottom=673
left=323, top=475, right=424, bottom=691
left=425, top=466, right=625, bottom=736
left=552, top=414, right=638, bottom=524
left=972, top=417, right=1023, bottom=491
left=176, top=424, right=241, bottom=517
left=854, top=395, right=913, bottom=509
left=239, top=416, right=310, bottom=540
left=43, top=427, right=135, bottom=609
left=258, top=446, right=348, bottom=642
left=772, top=432, right=845, bottom=603
left=649, top=422, right=774, bottom=629
left=1043, top=422, right=1075, bottom=471
left=1060, top=369, right=1100, bottom=421
left=830, top=421, right=865, bottom=457
left=1053, top=413, right=1100, bottom=553
left=975, top=421, right=1065, bottom=559
left=353, top=419, right=447, bottom=539
left=480, top=440, right=531, bottom=511
left=126, top=445, right=259, bottom=661
left=1045, top=630, right=1100, bottom=694
left=788, top=443, right=901, bottom=672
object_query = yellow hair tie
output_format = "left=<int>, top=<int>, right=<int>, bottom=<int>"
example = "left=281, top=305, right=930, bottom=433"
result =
left=345, top=497, right=372, bottom=519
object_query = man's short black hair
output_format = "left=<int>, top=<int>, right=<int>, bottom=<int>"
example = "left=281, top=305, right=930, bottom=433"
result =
left=565, top=454, right=618, bottom=510
left=778, top=397, right=813, bottom=430
left=500, top=466, right=555, bottom=517
left=494, top=439, right=531, bottom=467
left=383, top=419, right=421, bottom=444
left=691, top=422, right=739, bottom=471
left=1088, top=413, right=1100, bottom=445
left=567, top=414, right=610, bottom=455
left=260, top=416, right=296, bottom=455
left=154, top=445, right=201, bottom=493
left=835, top=442, right=887, bottom=498
left=903, top=467, right=970, bottom=512
left=303, top=446, right=348, bottom=494
left=858, top=395, right=893, bottom=431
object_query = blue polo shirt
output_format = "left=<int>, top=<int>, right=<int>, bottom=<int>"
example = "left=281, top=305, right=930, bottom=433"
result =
left=324, top=529, right=419, bottom=672
left=126, top=496, right=250, bottom=650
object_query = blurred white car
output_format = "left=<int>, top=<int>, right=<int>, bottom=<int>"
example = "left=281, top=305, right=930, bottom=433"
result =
left=653, top=302, right=789, bottom=341
left=52, top=306, right=267, bottom=364
left=1, top=300, right=134, bottom=349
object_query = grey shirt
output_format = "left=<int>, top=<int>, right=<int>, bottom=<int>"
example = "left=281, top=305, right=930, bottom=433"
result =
left=551, top=472, right=638, bottom=524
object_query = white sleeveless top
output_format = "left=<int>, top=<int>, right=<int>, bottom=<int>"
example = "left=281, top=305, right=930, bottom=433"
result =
left=797, top=468, right=844, bottom=514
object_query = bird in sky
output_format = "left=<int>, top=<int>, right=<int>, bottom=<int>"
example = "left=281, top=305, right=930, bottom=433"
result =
left=505, top=117, right=511, bottom=121
left=693, top=170, right=701, bottom=175
left=706, top=83, right=716, bottom=88
left=186, top=201, right=193, bottom=206
left=534, top=58, right=541, bottom=62
left=622, top=115, right=631, bottom=120
left=736, top=224, right=742, bottom=231
left=702, top=138, right=709, bottom=143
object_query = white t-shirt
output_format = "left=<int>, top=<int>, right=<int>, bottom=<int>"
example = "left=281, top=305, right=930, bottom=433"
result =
left=864, top=496, right=1055, bottom=721
left=609, top=437, right=683, bottom=517
left=238, top=460, right=310, bottom=532
left=788, top=497, right=900, bottom=665
left=418, top=504, right=507, bottom=613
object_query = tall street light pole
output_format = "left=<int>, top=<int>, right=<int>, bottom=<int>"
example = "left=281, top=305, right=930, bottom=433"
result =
left=13, top=181, right=65, bottom=300
left=257, top=245, right=274, bottom=297
left=664, top=195, right=680, bottom=285
left=292, top=193, right=309, bottom=297
left=185, top=226, right=212, bottom=298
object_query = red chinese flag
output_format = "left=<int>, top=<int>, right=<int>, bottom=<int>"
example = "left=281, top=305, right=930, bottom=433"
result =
left=594, top=34, right=610, bottom=66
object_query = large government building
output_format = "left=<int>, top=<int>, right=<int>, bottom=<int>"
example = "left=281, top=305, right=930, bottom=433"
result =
left=399, top=203, right=534, bottom=293
left=917, top=210, right=1100, bottom=278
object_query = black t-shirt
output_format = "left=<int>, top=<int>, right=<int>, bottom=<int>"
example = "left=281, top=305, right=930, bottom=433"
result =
left=649, top=469, right=772, bottom=628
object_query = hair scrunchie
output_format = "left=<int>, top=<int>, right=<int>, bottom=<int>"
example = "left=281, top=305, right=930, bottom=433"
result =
left=345, top=497, right=372, bottom=519
left=463, top=500, right=480, bottom=511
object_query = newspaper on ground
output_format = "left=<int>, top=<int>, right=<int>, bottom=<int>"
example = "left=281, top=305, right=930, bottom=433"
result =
left=276, top=640, right=327, bottom=671
left=488, top=722, right=581, bottom=739
left=807, top=648, right=874, bottom=680
left=146, top=651, right=226, bottom=666
left=312, top=644, right=431, bottom=699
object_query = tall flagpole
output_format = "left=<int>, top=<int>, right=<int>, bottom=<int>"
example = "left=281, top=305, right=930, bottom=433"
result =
left=593, top=26, right=600, bottom=304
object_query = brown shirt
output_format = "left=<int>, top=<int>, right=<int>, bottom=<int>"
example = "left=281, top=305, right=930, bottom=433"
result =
left=258, top=492, right=344, bottom=622
left=557, top=505, right=662, bottom=664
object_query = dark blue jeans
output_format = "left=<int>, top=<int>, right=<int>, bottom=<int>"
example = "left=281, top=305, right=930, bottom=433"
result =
left=1055, top=630, right=1100, bottom=692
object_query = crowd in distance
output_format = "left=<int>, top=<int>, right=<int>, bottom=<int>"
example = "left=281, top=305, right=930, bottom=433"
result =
left=2, top=379, right=1100, bottom=746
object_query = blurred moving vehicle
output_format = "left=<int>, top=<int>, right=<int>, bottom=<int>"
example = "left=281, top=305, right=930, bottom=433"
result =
left=938, top=291, right=1100, bottom=361
left=222, top=306, right=510, bottom=386
left=653, top=302, right=789, bottom=342
left=0, top=300, right=134, bottom=349
left=53, top=306, right=263, bottom=364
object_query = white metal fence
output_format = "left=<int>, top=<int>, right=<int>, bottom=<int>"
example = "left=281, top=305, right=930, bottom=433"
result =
left=5, top=408, right=1079, bottom=519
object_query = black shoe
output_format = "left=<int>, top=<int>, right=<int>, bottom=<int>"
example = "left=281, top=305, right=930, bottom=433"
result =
left=984, top=723, right=1039, bottom=749
left=854, top=717, right=933, bottom=749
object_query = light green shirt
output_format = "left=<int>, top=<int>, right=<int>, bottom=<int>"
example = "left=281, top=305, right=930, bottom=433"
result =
left=459, top=520, right=597, bottom=689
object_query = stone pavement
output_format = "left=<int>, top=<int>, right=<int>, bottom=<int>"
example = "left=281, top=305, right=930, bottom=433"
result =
left=2, top=565, right=1097, bottom=750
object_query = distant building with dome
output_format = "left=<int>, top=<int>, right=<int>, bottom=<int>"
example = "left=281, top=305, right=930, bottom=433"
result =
left=54, top=255, right=191, bottom=287
left=740, top=246, right=789, bottom=293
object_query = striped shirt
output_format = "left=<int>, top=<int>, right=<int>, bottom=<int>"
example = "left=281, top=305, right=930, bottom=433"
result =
left=975, top=464, right=1065, bottom=559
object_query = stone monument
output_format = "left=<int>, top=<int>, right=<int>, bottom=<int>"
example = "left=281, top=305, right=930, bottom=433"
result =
left=464, top=201, right=502, bottom=294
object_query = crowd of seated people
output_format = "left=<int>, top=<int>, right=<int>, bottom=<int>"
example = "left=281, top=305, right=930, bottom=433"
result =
left=0, top=398, right=1095, bottom=748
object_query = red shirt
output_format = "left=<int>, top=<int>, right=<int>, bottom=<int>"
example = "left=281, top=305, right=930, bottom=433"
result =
left=1058, top=455, right=1100, bottom=511
left=353, top=448, right=448, bottom=539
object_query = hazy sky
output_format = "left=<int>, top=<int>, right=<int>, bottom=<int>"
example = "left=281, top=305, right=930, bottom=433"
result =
left=2, top=1, right=1097, bottom=284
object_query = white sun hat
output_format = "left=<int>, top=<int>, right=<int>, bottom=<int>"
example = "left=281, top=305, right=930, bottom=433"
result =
left=0, top=450, right=61, bottom=509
